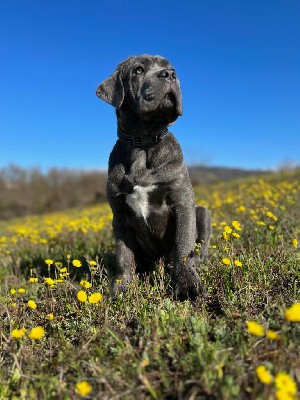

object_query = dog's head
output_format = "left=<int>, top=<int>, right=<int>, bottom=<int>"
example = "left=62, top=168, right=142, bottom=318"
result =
left=96, top=54, right=182, bottom=124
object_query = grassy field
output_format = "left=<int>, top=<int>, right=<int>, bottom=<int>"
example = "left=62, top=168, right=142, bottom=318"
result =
left=0, top=170, right=299, bottom=399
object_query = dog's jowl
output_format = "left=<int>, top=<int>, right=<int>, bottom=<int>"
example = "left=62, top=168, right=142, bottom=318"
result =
left=96, top=54, right=212, bottom=300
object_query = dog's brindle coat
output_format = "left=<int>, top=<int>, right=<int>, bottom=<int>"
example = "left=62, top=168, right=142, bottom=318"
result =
left=97, top=54, right=212, bottom=300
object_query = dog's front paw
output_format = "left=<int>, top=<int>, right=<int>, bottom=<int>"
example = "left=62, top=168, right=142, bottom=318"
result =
left=173, top=262, right=206, bottom=301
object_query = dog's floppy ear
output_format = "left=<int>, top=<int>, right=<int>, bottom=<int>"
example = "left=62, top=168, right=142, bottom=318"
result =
left=96, top=69, right=125, bottom=109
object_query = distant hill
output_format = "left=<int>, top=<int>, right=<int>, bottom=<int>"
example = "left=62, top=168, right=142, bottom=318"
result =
left=0, top=164, right=270, bottom=220
left=188, top=165, right=269, bottom=185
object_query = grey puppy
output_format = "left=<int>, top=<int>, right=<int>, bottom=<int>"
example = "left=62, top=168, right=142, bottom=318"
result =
left=96, top=54, right=211, bottom=300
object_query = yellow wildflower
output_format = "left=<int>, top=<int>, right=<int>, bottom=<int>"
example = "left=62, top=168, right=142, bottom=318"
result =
left=28, top=300, right=37, bottom=309
left=77, top=290, right=87, bottom=302
left=45, top=259, right=54, bottom=266
left=257, top=221, right=266, bottom=226
left=29, top=277, right=38, bottom=283
left=11, top=328, right=26, bottom=339
left=269, top=225, right=275, bottom=230
left=10, top=289, right=16, bottom=295
left=224, top=226, right=233, bottom=234
left=28, top=326, right=45, bottom=340
left=72, top=259, right=82, bottom=268
left=232, top=232, right=240, bottom=239
left=80, top=280, right=92, bottom=289
left=275, top=390, right=295, bottom=400
left=48, top=313, right=54, bottom=321
left=275, top=372, right=297, bottom=398
left=284, top=303, right=300, bottom=322
left=234, top=260, right=242, bottom=267
left=292, top=239, right=298, bottom=248
left=18, top=288, right=26, bottom=294
left=266, top=211, right=277, bottom=221
left=76, top=380, right=92, bottom=397
left=232, top=220, right=242, bottom=231
left=88, top=292, right=102, bottom=304
left=60, top=267, right=67, bottom=273
left=266, top=329, right=280, bottom=340
left=44, top=277, right=55, bottom=286
left=88, top=260, right=97, bottom=266
left=222, top=258, right=231, bottom=266
left=255, top=365, right=273, bottom=384
left=246, top=320, right=265, bottom=337
left=222, top=232, right=230, bottom=241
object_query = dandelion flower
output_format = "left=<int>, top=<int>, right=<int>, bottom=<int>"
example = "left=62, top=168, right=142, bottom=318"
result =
left=18, top=288, right=26, bottom=294
left=275, top=390, right=295, bottom=400
left=266, top=329, right=280, bottom=340
left=88, top=292, right=102, bottom=304
left=224, top=226, right=233, bottom=234
left=246, top=320, right=265, bottom=337
left=11, top=328, right=26, bottom=339
left=292, top=239, right=298, bottom=249
left=88, top=260, right=97, bottom=266
left=266, top=211, right=277, bottom=221
left=44, top=277, right=55, bottom=286
left=48, top=313, right=54, bottom=321
left=234, top=260, right=243, bottom=267
left=28, top=326, right=45, bottom=340
left=232, top=220, right=242, bottom=231
left=72, top=259, right=82, bottom=268
left=275, top=372, right=297, bottom=398
left=257, top=221, right=266, bottom=226
left=45, top=259, right=54, bottom=266
left=222, top=258, right=231, bottom=266
left=28, top=300, right=37, bottom=309
left=76, top=380, right=92, bottom=397
left=232, top=232, right=240, bottom=239
left=29, top=277, right=38, bottom=283
left=80, top=280, right=92, bottom=289
left=255, top=365, right=273, bottom=384
left=284, top=303, right=300, bottom=322
left=10, top=289, right=16, bottom=295
left=77, top=290, right=87, bottom=302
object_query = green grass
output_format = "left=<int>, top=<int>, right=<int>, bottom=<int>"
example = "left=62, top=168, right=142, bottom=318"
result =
left=0, top=170, right=300, bottom=399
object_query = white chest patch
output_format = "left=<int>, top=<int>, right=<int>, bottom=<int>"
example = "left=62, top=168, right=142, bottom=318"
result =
left=126, top=185, right=156, bottom=220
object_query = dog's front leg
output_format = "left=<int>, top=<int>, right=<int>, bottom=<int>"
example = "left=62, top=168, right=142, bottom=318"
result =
left=172, top=194, right=204, bottom=301
left=111, top=216, right=136, bottom=296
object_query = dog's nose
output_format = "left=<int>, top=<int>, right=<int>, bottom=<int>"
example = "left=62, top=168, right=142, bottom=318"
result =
left=157, top=69, right=177, bottom=82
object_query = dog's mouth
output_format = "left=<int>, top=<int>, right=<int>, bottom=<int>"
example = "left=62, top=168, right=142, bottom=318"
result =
left=158, top=93, right=177, bottom=110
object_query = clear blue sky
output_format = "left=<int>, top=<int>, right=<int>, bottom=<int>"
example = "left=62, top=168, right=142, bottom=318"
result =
left=1, top=0, right=299, bottom=171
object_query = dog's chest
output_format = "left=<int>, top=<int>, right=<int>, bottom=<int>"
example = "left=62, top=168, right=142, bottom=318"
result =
left=126, top=185, right=156, bottom=220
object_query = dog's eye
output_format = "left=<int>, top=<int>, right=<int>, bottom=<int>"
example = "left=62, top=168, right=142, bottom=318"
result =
left=135, top=66, right=144, bottom=74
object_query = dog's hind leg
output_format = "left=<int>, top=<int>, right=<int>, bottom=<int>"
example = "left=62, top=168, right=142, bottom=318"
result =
left=195, top=205, right=212, bottom=261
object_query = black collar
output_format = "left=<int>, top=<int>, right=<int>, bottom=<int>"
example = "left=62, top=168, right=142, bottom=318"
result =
left=117, top=128, right=169, bottom=147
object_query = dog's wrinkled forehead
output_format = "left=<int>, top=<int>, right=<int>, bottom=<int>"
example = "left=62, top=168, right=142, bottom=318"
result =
left=119, top=54, right=173, bottom=75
